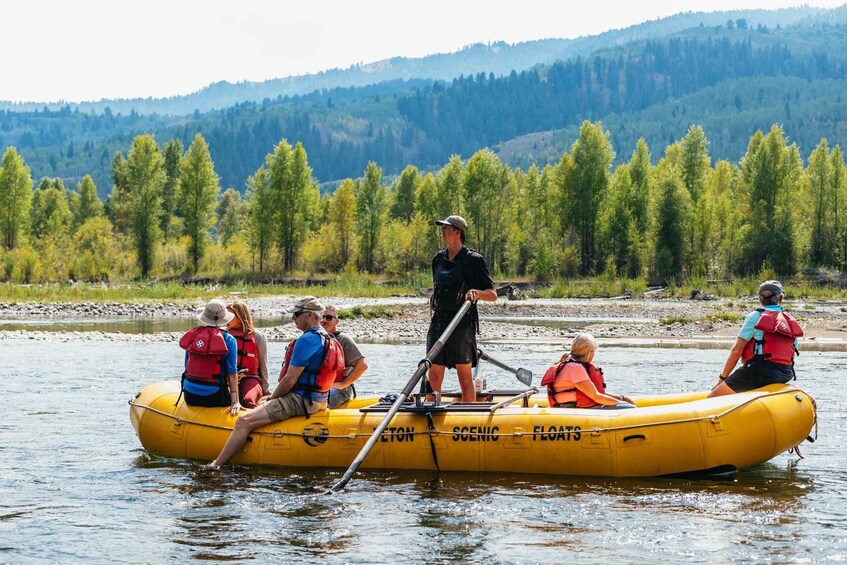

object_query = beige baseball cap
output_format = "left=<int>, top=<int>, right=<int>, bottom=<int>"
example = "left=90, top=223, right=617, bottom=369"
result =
left=435, top=215, right=468, bottom=232
left=286, top=295, right=325, bottom=314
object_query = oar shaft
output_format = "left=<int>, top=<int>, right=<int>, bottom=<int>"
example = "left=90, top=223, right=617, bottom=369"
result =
left=331, top=300, right=472, bottom=493
left=490, top=387, right=539, bottom=411
left=478, top=349, right=517, bottom=375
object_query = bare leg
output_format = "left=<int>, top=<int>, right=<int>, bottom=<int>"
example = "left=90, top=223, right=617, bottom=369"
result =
left=707, top=380, right=736, bottom=398
left=428, top=364, right=446, bottom=394
left=455, top=363, right=475, bottom=402
left=212, top=405, right=273, bottom=467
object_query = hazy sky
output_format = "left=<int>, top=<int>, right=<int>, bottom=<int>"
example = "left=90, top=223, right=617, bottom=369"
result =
left=3, top=0, right=844, bottom=103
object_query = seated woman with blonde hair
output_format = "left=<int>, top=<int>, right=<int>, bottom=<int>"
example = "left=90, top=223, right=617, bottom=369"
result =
left=541, top=333, right=635, bottom=409
left=226, top=301, right=269, bottom=408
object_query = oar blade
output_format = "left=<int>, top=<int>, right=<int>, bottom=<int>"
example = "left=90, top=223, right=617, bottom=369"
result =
left=516, top=368, right=533, bottom=386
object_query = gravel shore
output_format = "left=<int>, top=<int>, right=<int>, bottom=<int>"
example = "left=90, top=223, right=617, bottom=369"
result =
left=2, top=294, right=845, bottom=349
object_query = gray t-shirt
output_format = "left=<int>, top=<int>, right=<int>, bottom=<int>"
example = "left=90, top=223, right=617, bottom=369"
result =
left=334, top=331, right=363, bottom=377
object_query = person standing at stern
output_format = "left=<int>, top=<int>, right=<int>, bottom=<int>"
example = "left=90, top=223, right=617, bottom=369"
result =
left=427, top=215, right=496, bottom=402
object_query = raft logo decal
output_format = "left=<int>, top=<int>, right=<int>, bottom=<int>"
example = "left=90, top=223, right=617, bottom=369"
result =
left=195, top=339, right=205, bottom=347
left=302, top=422, right=330, bottom=447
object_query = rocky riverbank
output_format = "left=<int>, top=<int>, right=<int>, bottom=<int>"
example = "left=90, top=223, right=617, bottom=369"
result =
left=2, top=295, right=845, bottom=350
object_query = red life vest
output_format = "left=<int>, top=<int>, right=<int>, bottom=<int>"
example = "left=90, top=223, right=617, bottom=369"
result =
left=741, top=308, right=803, bottom=366
left=179, top=326, right=230, bottom=382
left=228, top=328, right=259, bottom=376
left=278, top=329, right=345, bottom=393
left=540, top=356, right=606, bottom=408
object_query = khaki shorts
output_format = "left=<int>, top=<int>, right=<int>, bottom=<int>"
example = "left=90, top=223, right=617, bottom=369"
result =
left=264, top=392, right=325, bottom=422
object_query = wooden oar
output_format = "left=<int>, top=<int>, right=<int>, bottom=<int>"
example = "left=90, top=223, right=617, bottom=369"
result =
left=477, top=348, right=533, bottom=386
left=330, top=300, right=472, bottom=493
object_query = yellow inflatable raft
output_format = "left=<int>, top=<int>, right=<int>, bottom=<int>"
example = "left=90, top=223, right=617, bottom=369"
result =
left=129, top=382, right=816, bottom=477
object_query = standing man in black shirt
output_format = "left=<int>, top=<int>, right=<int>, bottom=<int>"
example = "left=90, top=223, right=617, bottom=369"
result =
left=428, top=215, right=497, bottom=402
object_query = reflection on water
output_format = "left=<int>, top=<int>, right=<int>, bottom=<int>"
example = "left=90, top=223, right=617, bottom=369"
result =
left=3, top=340, right=846, bottom=562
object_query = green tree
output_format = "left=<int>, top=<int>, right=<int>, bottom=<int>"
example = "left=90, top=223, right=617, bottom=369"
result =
left=216, top=188, right=244, bottom=247
left=414, top=173, right=441, bottom=252
left=600, top=165, right=634, bottom=275
left=269, top=140, right=314, bottom=272
left=74, top=175, right=104, bottom=229
left=177, top=133, right=220, bottom=274
left=328, top=178, right=356, bottom=269
left=742, top=126, right=800, bottom=275
left=31, top=185, right=72, bottom=239
left=464, top=149, right=514, bottom=270
left=0, top=147, right=33, bottom=250
left=831, top=146, right=847, bottom=268
left=807, top=139, right=834, bottom=266
left=106, top=151, right=130, bottom=234
left=126, top=134, right=165, bottom=278
left=653, top=165, right=689, bottom=282
left=245, top=168, right=274, bottom=272
left=389, top=165, right=420, bottom=222
left=161, top=139, right=184, bottom=237
left=563, top=121, right=615, bottom=274
left=708, top=161, right=744, bottom=275
left=72, top=216, right=115, bottom=282
left=435, top=155, right=464, bottom=219
left=628, top=139, right=653, bottom=236
left=355, top=162, right=387, bottom=273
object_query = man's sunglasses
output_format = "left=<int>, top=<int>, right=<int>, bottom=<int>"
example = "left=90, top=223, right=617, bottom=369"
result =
left=322, top=314, right=337, bottom=321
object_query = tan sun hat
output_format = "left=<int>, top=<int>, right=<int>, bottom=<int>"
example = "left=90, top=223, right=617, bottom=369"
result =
left=197, top=299, right=235, bottom=327
left=286, top=295, right=325, bottom=314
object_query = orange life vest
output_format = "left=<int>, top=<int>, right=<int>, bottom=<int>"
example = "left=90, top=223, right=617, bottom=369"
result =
left=179, top=326, right=230, bottom=382
left=228, top=328, right=259, bottom=376
left=741, top=309, right=803, bottom=366
left=278, top=329, right=345, bottom=393
left=540, top=356, right=606, bottom=408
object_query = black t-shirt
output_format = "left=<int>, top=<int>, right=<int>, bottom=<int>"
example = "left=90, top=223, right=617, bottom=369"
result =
left=430, top=246, right=494, bottom=313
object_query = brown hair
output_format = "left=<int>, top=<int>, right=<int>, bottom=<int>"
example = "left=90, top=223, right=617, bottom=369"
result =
left=227, top=301, right=256, bottom=335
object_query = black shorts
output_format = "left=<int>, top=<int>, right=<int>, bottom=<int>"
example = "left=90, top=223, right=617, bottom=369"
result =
left=427, top=314, right=477, bottom=369
left=725, top=362, right=794, bottom=393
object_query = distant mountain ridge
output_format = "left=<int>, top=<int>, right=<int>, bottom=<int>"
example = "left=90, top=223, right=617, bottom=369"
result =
left=0, top=5, right=840, bottom=116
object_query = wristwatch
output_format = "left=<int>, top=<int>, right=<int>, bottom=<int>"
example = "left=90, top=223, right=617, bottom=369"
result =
left=719, top=374, right=726, bottom=381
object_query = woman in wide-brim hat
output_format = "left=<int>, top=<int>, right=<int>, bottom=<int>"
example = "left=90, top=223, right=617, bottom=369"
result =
left=178, top=299, right=240, bottom=412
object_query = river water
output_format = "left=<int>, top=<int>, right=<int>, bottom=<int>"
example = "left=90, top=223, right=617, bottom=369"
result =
left=2, top=335, right=846, bottom=563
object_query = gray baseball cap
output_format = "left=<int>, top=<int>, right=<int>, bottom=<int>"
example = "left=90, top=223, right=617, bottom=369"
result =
left=758, top=280, right=784, bottom=297
left=435, top=215, right=468, bottom=232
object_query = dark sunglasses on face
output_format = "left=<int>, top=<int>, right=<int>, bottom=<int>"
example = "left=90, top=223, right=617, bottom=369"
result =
left=292, top=310, right=307, bottom=318
left=322, top=314, right=336, bottom=321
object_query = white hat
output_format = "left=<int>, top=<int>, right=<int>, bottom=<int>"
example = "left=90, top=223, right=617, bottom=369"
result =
left=197, top=299, right=235, bottom=327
